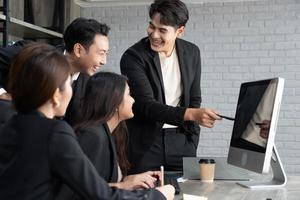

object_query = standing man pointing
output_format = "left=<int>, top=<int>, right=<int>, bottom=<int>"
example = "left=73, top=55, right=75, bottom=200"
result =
left=121, top=0, right=221, bottom=174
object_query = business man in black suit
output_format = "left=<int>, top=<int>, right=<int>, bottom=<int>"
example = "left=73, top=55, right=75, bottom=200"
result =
left=60, top=17, right=110, bottom=126
left=121, top=0, right=221, bottom=173
left=0, top=18, right=110, bottom=126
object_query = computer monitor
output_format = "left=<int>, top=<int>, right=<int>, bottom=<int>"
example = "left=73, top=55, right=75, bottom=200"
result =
left=227, top=77, right=286, bottom=189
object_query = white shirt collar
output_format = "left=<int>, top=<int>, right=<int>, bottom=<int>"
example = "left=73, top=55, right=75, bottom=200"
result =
left=0, top=88, right=7, bottom=96
left=64, top=49, right=80, bottom=83
left=71, top=72, right=80, bottom=83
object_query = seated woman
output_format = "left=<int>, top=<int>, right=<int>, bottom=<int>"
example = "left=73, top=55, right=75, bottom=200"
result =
left=73, top=72, right=161, bottom=190
left=0, top=43, right=174, bottom=200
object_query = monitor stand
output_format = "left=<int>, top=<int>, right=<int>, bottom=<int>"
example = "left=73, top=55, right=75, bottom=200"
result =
left=237, top=145, right=287, bottom=189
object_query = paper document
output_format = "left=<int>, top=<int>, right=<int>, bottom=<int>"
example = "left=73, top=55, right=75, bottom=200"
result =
left=183, top=194, right=208, bottom=200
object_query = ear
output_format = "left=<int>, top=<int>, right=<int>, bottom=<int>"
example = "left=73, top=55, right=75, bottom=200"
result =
left=51, top=88, right=61, bottom=108
left=73, top=43, right=83, bottom=58
left=176, top=26, right=185, bottom=38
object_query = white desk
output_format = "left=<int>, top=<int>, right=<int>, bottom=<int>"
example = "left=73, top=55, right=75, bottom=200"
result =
left=175, top=176, right=300, bottom=200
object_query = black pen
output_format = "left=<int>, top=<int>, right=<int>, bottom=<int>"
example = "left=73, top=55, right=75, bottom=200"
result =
left=255, top=122, right=264, bottom=126
left=217, top=114, right=235, bottom=121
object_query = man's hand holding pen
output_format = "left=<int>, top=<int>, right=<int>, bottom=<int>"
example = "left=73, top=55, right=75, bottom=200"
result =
left=184, top=108, right=221, bottom=128
left=256, top=120, right=271, bottom=139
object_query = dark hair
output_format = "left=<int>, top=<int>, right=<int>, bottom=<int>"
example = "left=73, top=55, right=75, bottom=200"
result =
left=63, top=17, right=110, bottom=53
left=8, top=43, right=70, bottom=113
left=149, top=0, right=189, bottom=28
left=76, top=72, right=130, bottom=174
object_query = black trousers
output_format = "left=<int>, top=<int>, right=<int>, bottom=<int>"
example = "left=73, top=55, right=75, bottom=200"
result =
left=132, top=128, right=197, bottom=174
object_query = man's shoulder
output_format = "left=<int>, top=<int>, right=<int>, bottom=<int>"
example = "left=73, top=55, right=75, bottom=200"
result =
left=124, top=37, right=151, bottom=56
left=76, top=73, right=90, bottom=83
left=0, top=40, right=33, bottom=65
left=0, top=41, right=64, bottom=61
left=176, top=38, right=200, bottom=51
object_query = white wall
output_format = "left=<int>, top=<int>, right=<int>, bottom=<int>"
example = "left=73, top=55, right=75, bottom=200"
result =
left=78, top=0, right=300, bottom=174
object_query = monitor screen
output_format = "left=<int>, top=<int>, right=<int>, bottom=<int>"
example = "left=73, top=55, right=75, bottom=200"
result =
left=228, top=78, right=284, bottom=174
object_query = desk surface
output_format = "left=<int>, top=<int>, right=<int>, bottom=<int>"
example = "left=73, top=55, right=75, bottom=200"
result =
left=175, top=176, right=300, bottom=200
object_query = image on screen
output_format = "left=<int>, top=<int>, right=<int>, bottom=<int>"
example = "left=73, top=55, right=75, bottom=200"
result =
left=230, top=79, right=278, bottom=153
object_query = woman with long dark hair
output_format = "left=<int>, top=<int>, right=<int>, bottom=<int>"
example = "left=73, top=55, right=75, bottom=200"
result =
left=0, top=43, right=174, bottom=200
left=76, top=72, right=162, bottom=189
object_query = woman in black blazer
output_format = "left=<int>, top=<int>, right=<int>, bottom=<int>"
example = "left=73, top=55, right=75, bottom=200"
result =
left=76, top=73, right=162, bottom=190
left=58, top=72, right=164, bottom=200
left=0, top=43, right=174, bottom=200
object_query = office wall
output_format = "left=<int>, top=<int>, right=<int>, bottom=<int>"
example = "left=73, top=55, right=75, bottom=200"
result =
left=79, top=0, right=300, bottom=174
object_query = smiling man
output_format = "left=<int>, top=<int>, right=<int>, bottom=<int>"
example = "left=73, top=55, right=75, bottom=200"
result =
left=63, top=18, right=109, bottom=77
left=0, top=18, right=110, bottom=126
left=121, top=0, right=221, bottom=173
left=63, top=18, right=110, bottom=125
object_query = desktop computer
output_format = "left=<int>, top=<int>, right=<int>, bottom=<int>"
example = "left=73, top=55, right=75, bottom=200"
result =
left=227, top=77, right=286, bottom=189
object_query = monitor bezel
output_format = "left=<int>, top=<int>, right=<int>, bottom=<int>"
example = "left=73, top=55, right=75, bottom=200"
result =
left=227, top=77, right=284, bottom=174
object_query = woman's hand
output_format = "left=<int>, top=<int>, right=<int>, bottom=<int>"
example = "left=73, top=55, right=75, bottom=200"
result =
left=111, top=171, right=161, bottom=190
left=155, top=185, right=175, bottom=200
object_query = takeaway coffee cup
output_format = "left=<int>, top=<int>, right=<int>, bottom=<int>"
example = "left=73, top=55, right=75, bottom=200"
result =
left=199, top=159, right=215, bottom=183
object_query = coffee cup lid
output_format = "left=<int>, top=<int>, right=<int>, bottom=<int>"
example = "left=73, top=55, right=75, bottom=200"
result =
left=198, top=158, right=215, bottom=164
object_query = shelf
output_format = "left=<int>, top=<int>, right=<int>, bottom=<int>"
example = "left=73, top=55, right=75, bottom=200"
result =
left=0, top=14, right=63, bottom=39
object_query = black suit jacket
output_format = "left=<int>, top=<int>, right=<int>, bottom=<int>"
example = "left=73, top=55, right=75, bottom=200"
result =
left=120, top=37, right=202, bottom=169
left=78, top=123, right=119, bottom=182
left=0, top=40, right=32, bottom=89
left=0, top=41, right=31, bottom=128
left=0, top=99, right=16, bottom=129
left=64, top=73, right=90, bottom=126
left=57, top=123, right=119, bottom=200
left=0, top=111, right=165, bottom=200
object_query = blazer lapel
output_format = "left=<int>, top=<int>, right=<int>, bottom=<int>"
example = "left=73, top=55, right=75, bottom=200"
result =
left=175, top=39, right=188, bottom=106
left=146, top=39, right=166, bottom=102
left=103, top=123, right=118, bottom=182
left=153, top=53, right=165, bottom=93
